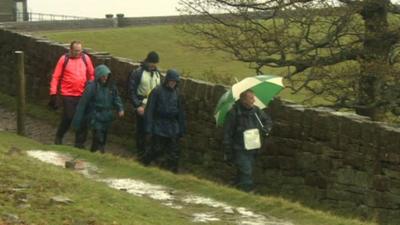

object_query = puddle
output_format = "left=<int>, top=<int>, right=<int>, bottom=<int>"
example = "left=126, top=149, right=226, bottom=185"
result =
left=183, top=195, right=234, bottom=213
left=27, top=150, right=70, bottom=167
left=27, top=150, right=98, bottom=178
left=102, top=178, right=174, bottom=201
left=193, top=213, right=221, bottom=223
left=27, top=150, right=294, bottom=225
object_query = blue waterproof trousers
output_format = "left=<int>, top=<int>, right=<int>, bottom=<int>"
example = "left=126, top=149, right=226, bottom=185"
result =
left=234, top=149, right=256, bottom=192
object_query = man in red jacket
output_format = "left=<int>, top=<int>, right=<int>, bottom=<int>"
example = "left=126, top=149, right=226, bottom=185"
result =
left=49, top=40, right=95, bottom=148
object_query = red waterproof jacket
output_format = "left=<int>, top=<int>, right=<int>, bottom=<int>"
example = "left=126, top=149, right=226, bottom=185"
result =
left=49, top=54, right=95, bottom=96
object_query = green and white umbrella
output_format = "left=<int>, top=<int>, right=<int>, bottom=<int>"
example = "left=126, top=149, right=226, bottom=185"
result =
left=214, top=75, right=284, bottom=126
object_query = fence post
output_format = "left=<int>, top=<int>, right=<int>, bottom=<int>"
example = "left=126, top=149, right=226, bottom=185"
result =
left=15, top=51, right=26, bottom=136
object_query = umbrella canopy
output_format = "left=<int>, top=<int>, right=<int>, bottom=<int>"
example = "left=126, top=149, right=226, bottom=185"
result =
left=214, top=75, right=284, bottom=126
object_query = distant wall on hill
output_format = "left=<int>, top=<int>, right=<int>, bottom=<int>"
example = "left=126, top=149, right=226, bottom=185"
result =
left=0, top=0, right=15, bottom=22
left=0, top=14, right=256, bottom=31
left=0, top=15, right=191, bottom=31
left=0, top=18, right=117, bottom=31
left=1, top=29, right=400, bottom=224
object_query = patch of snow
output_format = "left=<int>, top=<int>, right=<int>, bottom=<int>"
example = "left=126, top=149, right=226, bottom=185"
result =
left=192, top=213, right=220, bottom=223
left=102, top=178, right=174, bottom=201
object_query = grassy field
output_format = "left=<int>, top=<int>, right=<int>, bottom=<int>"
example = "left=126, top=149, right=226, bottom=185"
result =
left=34, top=14, right=400, bottom=110
left=36, top=26, right=325, bottom=106
left=37, top=26, right=285, bottom=84
left=0, top=131, right=376, bottom=225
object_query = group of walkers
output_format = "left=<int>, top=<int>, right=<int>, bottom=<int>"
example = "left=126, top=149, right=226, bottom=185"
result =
left=49, top=40, right=272, bottom=192
left=49, top=41, right=185, bottom=173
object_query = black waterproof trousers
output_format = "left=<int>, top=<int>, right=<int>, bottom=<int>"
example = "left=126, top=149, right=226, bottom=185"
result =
left=142, top=135, right=180, bottom=173
left=55, top=96, right=88, bottom=148
left=91, top=128, right=108, bottom=153
left=135, top=112, right=146, bottom=160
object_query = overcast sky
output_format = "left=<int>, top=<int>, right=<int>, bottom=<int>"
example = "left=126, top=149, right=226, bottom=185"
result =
left=28, top=0, right=182, bottom=18
left=27, top=0, right=400, bottom=19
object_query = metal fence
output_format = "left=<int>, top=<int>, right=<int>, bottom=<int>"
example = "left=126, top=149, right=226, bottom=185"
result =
left=16, top=12, right=92, bottom=21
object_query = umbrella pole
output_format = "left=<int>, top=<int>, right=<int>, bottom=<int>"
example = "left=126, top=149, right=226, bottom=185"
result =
left=254, top=112, right=264, bottom=129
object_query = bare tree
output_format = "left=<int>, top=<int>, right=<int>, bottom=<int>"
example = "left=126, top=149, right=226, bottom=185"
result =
left=178, top=0, right=400, bottom=121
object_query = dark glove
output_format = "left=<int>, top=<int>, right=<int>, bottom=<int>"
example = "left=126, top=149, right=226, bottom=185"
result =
left=48, top=95, right=59, bottom=110
left=223, top=153, right=231, bottom=161
left=261, top=128, right=271, bottom=137
left=223, top=152, right=234, bottom=167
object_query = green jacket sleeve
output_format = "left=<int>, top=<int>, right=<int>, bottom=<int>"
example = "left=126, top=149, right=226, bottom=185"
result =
left=112, top=86, right=124, bottom=112
left=72, top=82, right=95, bottom=129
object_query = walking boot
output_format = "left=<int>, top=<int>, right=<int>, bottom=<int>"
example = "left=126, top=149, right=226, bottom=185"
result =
left=74, top=143, right=85, bottom=149
left=54, top=136, right=62, bottom=145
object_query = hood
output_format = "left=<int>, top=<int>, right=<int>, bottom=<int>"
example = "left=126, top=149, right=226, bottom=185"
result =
left=163, top=69, right=180, bottom=90
left=95, top=64, right=111, bottom=81
left=165, top=69, right=180, bottom=82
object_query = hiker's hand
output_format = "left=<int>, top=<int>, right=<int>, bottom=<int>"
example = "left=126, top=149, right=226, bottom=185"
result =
left=261, top=127, right=271, bottom=137
left=118, top=110, right=124, bottom=117
left=223, top=153, right=233, bottom=162
left=48, top=95, right=59, bottom=110
left=136, top=106, right=145, bottom=116
left=223, top=153, right=234, bottom=167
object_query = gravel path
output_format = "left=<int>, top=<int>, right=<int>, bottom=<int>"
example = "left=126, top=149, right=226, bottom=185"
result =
left=0, top=106, right=134, bottom=158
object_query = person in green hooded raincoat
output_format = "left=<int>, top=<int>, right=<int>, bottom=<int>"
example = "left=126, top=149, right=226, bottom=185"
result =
left=72, top=64, right=124, bottom=153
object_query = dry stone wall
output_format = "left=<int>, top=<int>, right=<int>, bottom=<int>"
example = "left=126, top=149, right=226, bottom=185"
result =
left=0, top=18, right=117, bottom=31
left=1, top=28, right=399, bottom=224
left=0, top=14, right=255, bottom=31
left=0, top=15, right=189, bottom=31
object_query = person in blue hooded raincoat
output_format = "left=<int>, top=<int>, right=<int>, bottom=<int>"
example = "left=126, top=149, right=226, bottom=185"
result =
left=142, top=69, right=186, bottom=173
left=72, top=64, right=124, bottom=153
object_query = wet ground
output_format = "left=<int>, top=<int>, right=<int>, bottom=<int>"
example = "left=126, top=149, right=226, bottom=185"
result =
left=27, top=149, right=294, bottom=225
left=1, top=105, right=295, bottom=224
left=0, top=106, right=134, bottom=158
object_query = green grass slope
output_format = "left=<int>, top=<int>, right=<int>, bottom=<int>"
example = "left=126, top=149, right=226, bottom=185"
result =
left=0, top=131, right=375, bottom=225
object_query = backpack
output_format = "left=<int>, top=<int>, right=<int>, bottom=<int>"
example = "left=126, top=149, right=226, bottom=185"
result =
left=57, top=53, right=90, bottom=94
left=61, top=53, right=89, bottom=78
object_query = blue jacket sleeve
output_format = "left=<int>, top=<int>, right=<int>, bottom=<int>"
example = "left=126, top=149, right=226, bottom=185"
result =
left=111, top=86, right=124, bottom=113
left=178, top=94, right=186, bottom=136
left=223, top=108, right=237, bottom=151
left=128, top=68, right=143, bottom=108
left=258, top=108, right=273, bottom=133
left=144, top=87, right=159, bottom=134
